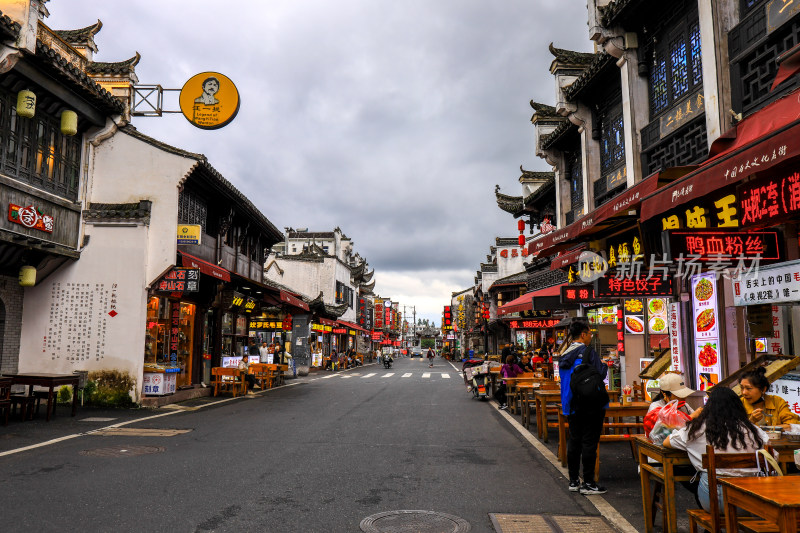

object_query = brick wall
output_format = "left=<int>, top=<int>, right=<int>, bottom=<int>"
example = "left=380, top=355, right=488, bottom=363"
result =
left=0, top=274, right=23, bottom=374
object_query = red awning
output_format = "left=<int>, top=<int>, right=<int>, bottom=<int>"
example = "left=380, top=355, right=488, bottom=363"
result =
left=279, top=290, right=309, bottom=311
left=318, top=317, right=336, bottom=327
left=641, top=87, right=800, bottom=221
left=550, top=245, right=587, bottom=270
left=529, top=167, right=694, bottom=259
left=180, top=252, right=230, bottom=282
left=337, top=320, right=368, bottom=334
left=498, top=283, right=566, bottom=316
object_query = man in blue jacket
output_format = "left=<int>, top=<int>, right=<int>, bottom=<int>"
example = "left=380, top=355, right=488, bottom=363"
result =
left=559, top=320, right=608, bottom=495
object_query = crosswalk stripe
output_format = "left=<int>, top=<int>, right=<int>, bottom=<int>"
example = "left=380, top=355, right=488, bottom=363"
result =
left=442, top=374, right=450, bottom=379
left=402, top=373, right=412, bottom=377
left=362, top=373, right=376, bottom=378
left=381, top=373, right=394, bottom=378
left=321, top=375, right=336, bottom=379
left=422, top=373, right=431, bottom=378
left=340, top=375, right=353, bottom=379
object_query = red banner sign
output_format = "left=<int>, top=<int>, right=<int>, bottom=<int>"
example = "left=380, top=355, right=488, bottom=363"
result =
left=561, top=285, right=597, bottom=303
left=596, top=275, right=674, bottom=298
left=8, top=203, right=54, bottom=233
left=508, top=319, right=560, bottom=329
left=667, top=230, right=781, bottom=261
left=739, top=170, right=800, bottom=227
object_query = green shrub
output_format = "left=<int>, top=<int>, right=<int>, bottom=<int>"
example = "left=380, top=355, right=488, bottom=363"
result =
left=86, top=370, right=137, bottom=408
left=57, top=385, right=72, bottom=404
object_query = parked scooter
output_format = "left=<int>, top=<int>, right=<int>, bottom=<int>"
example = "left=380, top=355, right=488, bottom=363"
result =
left=383, top=354, right=393, bottom=369
left=462, top=359, right=492, bottom=400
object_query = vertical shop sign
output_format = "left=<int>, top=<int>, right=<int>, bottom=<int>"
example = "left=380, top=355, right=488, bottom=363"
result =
left=170, top=302, right=180, bottom=367
left=616, top=308, right=625, bottom=358
left=691, top=273, right=721, bottom=390
left=668, top=302, right=683, bottom=372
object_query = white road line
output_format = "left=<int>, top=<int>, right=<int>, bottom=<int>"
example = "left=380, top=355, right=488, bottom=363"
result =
left=422, top=373, right=431, bottom=378
left=361, top=373, right=376, bottom=378
left=381, top=373, right=394, bottom=378
left=494, top=403, right=638, bottom=533
left=340, top=375, right=353, bottom=379
left=441, top=373, right=450, bottom=379
left=321, top=375, right=336, bottom=379
left=402, top=373, right=412, bottom=378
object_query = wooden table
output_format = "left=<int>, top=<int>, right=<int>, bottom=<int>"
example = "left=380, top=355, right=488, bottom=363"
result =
left=633, top=435, right=693, bottom=533
left=767, top=438, right=800, bottom=474
left=503, top=376, right=554, bottom=414
left=721, top=476, right=800, bottom=533
left=3, top=373, right=80, bottom=421
left=533, top=389, right=561, bottom=441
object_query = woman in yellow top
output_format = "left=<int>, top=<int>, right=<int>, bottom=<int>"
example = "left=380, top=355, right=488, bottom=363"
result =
left=739, top=366, right=799, bottom=429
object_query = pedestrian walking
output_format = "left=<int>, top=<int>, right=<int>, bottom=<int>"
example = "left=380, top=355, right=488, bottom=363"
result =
left=559, top=321, right=609, bottom=495
left=427, top=347, right=435, bottom=367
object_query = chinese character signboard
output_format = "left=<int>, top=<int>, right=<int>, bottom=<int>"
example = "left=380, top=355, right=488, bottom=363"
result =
left=177, top=224, right=201, bottom=245
left=732, top=259, right=800, bottom=306
left=691, top=273, right=721, bottom=391
left=178, top=72, right=241, bottom=130
left=738, top=170, right=800, bottom=227
left=667, top=230, right=781, bottom=262
left=561, top=285, right=597, bottom=303
left=767, top=373, right=800, bottom=415
left=156, top=268, right=199, bottom=292
left=767, top=0, right=800, bottom=34
left=659, top=92, right=705, bottom=139
left=508, top=319, right=560, bottom=329
left=8, top=203, right=54, bottom=233
left=595, top=275, right=674, bottom=298
left=668, top=302, right=683, bottom=372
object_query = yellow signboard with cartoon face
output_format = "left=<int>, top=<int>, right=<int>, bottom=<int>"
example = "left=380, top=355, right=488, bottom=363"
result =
left=179, top=72, right=240, bottom=130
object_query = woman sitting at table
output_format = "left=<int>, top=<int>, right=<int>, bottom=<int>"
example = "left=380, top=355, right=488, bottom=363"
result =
left=494, top=355, right=524, bottom=411
left=663, top=386, right=767, bottom=513
left=739, top=366, right=799, bottom=429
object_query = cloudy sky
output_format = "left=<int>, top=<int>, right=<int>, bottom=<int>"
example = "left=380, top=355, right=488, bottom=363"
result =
left=48, top=1, right=592, bottom=324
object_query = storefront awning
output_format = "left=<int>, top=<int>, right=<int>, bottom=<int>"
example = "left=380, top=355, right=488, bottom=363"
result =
left=279, top=290, right=309, bottom=311
left=529, top=167, right=694, bottom=259
left=640, top=87, right=800, bottom=222
left=498, top=283, right=566, bottom=316
left=550, top=245, right=587, bottom=270
left=180, top=252, right=231, bottom=282
left=317, top=317, right=337, bottom=327
left=337, top=319, right=368, bottom=334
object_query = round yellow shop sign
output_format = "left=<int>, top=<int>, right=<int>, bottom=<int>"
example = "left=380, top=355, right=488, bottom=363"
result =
left=179, top=72, right=240, bottom=130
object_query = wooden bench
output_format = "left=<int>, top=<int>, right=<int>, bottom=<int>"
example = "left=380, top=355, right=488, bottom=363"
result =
left=211, top=367, right=246, bottom=397
left=266, top=364, right=285, bottom=387
left=249, top=363, right=274, bottom=389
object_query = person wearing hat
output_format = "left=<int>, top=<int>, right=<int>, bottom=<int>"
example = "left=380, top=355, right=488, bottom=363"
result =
left=647, top=373, right=696, bottom=416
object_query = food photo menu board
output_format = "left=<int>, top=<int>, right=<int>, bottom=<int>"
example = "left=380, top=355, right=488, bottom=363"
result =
left=647, top=298, right=669, bottom=335
left=691, top=273, right=721, bottom=391
left=623, top=299, right=645, bottom=334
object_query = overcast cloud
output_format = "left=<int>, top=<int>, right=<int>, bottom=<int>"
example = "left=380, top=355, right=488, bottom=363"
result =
left=47, top=1, right=592, bottom=324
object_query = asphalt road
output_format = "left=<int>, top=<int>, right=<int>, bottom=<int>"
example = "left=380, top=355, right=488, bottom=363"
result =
left=0, top=357, right=601, bottom=533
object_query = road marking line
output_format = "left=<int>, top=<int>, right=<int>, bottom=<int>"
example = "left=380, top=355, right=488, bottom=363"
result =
left=381, top=373, right=394, bottom=378
left=422, top=373, right=431, bottom=378
left=362, top=373, right=376, bottom=378
left=340, top=375, right=353, bottom=379
left=441, top=374, right=450, bottom=379
left=494, top=403, right=638, bottom=533
left=402, top=373, right=412, bottom=377
left=321, top=375, right=336, bottom=379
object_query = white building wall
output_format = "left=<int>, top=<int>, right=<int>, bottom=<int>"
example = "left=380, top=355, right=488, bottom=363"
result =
left=496, top=246, right=525, bottom=278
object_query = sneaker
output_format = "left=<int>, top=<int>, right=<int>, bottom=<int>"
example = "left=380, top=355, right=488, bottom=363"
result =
left=568, top=480, right=580, bottom=492
left=579, top=482, right=607, bottom=495
left=499, top=404, right=508, bottom=410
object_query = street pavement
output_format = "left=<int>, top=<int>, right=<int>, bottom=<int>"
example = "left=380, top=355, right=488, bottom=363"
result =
left=0, top=357, right=693, bottom=532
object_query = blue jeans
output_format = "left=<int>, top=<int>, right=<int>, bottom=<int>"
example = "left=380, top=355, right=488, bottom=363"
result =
left=697, top=472, right=719, bottom=512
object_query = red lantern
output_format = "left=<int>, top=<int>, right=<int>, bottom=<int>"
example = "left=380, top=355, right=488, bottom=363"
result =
left=517, top=220, right=525, bottom=232
left=518, top=234, right=525, bottom=246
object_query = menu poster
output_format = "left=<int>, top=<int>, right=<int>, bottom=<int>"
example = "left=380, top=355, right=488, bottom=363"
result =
left=692, top=273, right=721, bottom=390
left=647, top=298, right=669, bottom=335
left=668, top=302, right=683, bottom=372
left=623, top=299, right=645, bottom=334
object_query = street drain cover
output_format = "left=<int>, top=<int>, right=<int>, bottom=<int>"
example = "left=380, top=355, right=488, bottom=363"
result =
left=79, top=445, right=165, bottom=457
left=489, top=514, right=616, bottom=533
left=360, top=510, right=470, bottom=533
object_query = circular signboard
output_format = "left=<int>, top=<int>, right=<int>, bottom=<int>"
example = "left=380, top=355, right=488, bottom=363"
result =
left=179, top=72, right=240, bottom=130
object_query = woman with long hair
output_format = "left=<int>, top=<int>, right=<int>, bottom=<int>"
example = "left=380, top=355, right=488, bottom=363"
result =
left=664, top=386, right=767, bottom=512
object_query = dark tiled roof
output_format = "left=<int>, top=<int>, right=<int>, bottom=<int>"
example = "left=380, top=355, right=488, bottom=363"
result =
left=0, top=10, right=20, bottom=40
left=30, top=39, right=125, bottom=115
left=529, top=101, right=559, bottom=118
left=289, top=232, right=335, bottom=239
left=495, top=188, right=523, bottom=214
left=523, top=175, right=556, bottom=207
left=360, top=279, right=375, bottom=294
left=54, top=20, right=103, bottom=43
left=119, top=125, right=283, bottom=242
left=600, top=0, right=641, bottom=27
left=540, top=120, right=578, bottom=151
left=87, top=52, right=140, bottom=75
left=83, top=200, right=151, bottom=223
left=549, top=43, right=596, bottom=66
left=489, top=271, right=527, bottom=290
left=520, top=168, right=555, bottom=182
left=480, top=263, right=498, bottom=273
left=563, top=52, right=615, bottom=101
left=496, top=237, right=519, bottom=246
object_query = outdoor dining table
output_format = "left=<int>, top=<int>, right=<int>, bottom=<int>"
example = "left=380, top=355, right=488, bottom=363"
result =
left=633, top=435, right=694, bottom=533
left=503, top=376, right=553, bottom=414
left=2, top=373, right=80, bottom=421
left=533, top=389, right=561, bottom=441
left=766, top=437, right=800, bottom=474
left=721, top=476, right=800, bottom=533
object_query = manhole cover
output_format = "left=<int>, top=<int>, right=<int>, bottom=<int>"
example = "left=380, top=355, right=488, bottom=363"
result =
left=360, top=510, right=470, bottom=533
left=79, top=445, right=165, bottom=457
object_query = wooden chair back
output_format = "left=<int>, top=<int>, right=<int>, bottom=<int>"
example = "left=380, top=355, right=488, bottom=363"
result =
left=212, top=367, right=240, bottom=378
left=699, top=444, right=759, bottom=533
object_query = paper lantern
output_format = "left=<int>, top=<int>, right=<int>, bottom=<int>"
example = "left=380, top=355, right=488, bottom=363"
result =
left=16, top=90, right=36, bottom=118
left=517, top=220, right=525, bottom=232
left=518, top=234, right=525, bottom=246
left=60, top=110, right=78, bottom=136
left=19, top=265, right=36, bottom=286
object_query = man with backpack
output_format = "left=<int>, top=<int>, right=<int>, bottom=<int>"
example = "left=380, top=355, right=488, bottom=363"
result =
left=559, top=320, right=609, bottom=495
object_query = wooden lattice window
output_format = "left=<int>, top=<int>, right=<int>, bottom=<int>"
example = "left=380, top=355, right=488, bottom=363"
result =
left=567, top=150, right=583, bottom=214
left=648, top=11, right=703, bottom=118
left=178, top=189, right=208, bottom=234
